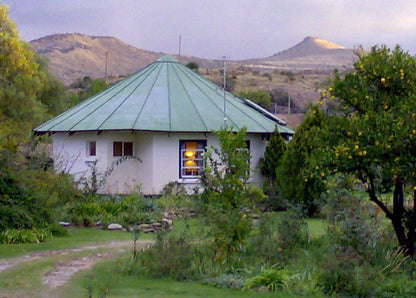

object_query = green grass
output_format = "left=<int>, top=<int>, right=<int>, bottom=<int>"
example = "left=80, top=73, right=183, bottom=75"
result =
left=66, top=265, right=287, bottom=298
left=306, top=218, right=326, bottom=237
left=0, top=227, right=153, bottom=259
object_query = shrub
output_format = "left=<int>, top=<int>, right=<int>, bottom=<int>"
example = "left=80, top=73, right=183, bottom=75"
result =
left=131, top=231, right=197, bottom=281
left=0, top=228, right=52, bottom=244
left=277, top=206, right=309, bottom=251
left=243, top=266, right=289, bottom=292
left=64, top=193, right=162, bottom=228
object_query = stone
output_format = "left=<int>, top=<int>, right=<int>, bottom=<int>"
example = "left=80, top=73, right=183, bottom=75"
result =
left=58, top=221, right=71, bottom=227
left=107, top=223, right=123, bottom=230
left=162, top=218, right=173, bottom=230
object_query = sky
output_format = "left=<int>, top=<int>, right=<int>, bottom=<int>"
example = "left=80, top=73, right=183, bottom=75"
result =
left=3, top=0, right=416, bottom=60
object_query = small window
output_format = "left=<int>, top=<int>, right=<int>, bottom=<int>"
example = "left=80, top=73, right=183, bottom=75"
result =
left=88, top=141, right=96, bottom=156
left=179, top=140, right=206, bottom=178
left=113, top=142, right=123, bottom=156
left=124, top=142, right=133, bottom=156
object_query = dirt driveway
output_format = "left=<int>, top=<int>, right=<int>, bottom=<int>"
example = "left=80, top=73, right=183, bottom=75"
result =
left=0, top=239, right=153, bottom=296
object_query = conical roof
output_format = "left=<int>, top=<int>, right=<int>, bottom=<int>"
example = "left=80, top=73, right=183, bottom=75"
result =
left=35, top=56, right=292, bottom=135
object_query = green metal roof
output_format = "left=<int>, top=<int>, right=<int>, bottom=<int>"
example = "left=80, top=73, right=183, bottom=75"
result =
left=35, top=56, right=293, bottom=135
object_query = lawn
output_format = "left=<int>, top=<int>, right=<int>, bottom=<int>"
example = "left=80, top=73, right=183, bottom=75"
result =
left=0, top=227, right=151, bottom=259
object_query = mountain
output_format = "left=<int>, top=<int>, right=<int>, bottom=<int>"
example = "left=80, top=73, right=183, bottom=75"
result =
left=270, top=36, right=347, bottom=60
left=30, top=33, right=223, bottom=85
left=245, top=36, right=356, bottom=71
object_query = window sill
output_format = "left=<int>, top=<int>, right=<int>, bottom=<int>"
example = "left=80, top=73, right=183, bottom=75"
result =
left=85, top=157, right=97, bottom=163
left=178, top=178, right=201, bottom=184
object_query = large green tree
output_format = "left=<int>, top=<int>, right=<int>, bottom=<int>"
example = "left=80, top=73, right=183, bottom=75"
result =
left=277, top=107, right=326, bottom=216
left=0, top=4, right=47, bottom=126
left=0, top=5, right=78, bottom=231
left=322, top=45, right=416, bottom=256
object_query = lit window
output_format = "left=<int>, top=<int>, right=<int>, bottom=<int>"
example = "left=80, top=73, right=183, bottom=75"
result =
left=113, top=141, right=133, bottom=157
left=88, top=141, right=96, bottom=156
left=180, top=140, right=206, bottom=178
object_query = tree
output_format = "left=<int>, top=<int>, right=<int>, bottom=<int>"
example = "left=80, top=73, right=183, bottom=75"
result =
left=238, top=90, right=273, bottom=111
left=277, top=107, right=327, bottom=216
left=201, top=127, right=253, bottom=258
left=261, top=127, right=286, bottom=207
left=322, top=45, right=416, bottom=256
left=186, top=61, right=199, bottom=72
left=0, top=4, right=46, bottom=126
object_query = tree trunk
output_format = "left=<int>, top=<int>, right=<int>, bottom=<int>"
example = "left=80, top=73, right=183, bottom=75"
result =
left=391, top=179, right=413, bottom=257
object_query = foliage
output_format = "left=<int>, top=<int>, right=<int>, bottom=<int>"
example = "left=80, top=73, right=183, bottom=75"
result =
left=186, top=61, right=199, bottom=72
left=0, top=4, right=46, bottom=125
left=261, top=127, right=286, bottom=209
left=36, top=54, right=81, bottom=116
left=0, top=228, right=51, bottom=244
left=130, top=231, right=197, bottom=281
left=320, top=45, right=416, bottom=256
left=201, top=127, right=256, bottom=258
left=243, top=266, right=289, bottom=292
left=277, top=206, right=309, bottom=251
left=237, top=90, right=273, bottom=111
left=64, top=193, right=162, bottom=228
left=277, top=107, right=327, bottom=216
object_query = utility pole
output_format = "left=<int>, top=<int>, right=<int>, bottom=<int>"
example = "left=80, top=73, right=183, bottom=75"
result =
left=178, top=35, right=181, bottom=57
left=223, top=57, right=227, bottom=125
left=104, top=51, right=109, bottom=83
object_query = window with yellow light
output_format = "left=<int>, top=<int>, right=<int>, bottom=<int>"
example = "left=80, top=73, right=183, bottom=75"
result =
left=179, top=140, right=206, bottom=178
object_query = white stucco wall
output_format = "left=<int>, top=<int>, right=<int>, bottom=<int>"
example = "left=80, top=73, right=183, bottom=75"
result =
left=52, top=131, right=267, bottom=195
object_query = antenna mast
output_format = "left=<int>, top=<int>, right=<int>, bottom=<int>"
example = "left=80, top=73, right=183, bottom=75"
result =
left=178, top=35, right=182, bottom=57
left=104, top=51, right=109, bottom=83
left=223, top=57, right=227, bottom=125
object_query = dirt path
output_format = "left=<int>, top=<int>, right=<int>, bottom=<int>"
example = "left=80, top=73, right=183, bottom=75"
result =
left=0, top=239, right=153, bottom=290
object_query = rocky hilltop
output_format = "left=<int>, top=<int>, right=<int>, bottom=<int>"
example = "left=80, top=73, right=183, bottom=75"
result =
left=31, top=33, right=222, bottom=85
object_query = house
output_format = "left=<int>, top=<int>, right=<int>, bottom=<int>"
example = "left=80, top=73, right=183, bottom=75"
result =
left=34, top=56, right=293, bottom=194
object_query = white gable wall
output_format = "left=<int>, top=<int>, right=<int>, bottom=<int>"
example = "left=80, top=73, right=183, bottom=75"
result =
left=52, top=131, right=266, bottom=195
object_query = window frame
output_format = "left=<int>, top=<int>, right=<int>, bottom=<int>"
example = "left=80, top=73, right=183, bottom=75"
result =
left=87, top=141, right=97, bottom=157
left=113, top=141, right=133, bottom=157
left=179, top=140, right=207, bottom=179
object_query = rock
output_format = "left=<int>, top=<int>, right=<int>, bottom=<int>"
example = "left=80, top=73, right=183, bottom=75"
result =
left=162, top=218, right=173, bottom=231
left=95, top=221, right=103, bottom=228
left=152, top=222, right=162, bottom=230
left=142, top=228, right=155, bottom=233
left=137, top=224, right=151, bottom=230
left=107, top=223, right=123, bottom=230
left=163, top=211, right=176, bottom=219
left=58, top=221, right=71, bottom=227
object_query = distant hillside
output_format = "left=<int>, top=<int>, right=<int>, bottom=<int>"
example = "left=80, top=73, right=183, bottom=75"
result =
left=31, top=33, right=222, bottom=85
left=244, top=36, right=356, bottom=71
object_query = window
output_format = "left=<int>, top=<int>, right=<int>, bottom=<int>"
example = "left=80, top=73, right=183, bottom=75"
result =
left=88, top=141, right=96, bottom=156
left=113, top=141, right=133, bottom=157
left=236, top=140, right=251, bottom=178
left=180, top=140, right=206, bottom=178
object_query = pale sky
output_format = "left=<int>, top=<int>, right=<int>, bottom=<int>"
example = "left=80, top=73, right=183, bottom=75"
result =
left=3, top=0, right=416, bottom=60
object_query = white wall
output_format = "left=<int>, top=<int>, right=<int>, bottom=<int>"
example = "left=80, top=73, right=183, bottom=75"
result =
left=53, top=131, right=267, bottom=195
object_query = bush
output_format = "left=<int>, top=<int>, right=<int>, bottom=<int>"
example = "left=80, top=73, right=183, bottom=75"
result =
left=130, top=231, right=197, bottom=281
left=277, top=206, right=309, bottom=251
left=64, top=193, right=162, bottom=228
left=243, top=266, right=289, bottom=292
left=0, top=228, right=52, bottom=244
